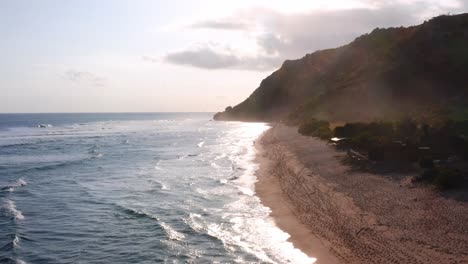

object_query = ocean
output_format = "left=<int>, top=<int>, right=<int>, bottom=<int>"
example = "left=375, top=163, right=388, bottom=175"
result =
left=0, top=113, right=313, bottom=264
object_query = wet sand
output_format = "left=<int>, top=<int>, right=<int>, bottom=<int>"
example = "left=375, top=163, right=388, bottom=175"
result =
left=254, top=124, right=468, bottom=264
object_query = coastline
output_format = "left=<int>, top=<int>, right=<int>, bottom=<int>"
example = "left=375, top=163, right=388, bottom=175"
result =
left=254, top=130, right=340, bottom=264
left=254, top=124, right=468, bottom=264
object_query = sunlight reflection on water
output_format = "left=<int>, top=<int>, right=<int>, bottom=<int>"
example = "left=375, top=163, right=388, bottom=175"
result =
left=220, top=122, right=316, bottom=263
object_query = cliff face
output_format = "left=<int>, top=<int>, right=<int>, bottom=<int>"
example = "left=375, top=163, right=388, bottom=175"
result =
left=214, top=14, right=468, bottom=123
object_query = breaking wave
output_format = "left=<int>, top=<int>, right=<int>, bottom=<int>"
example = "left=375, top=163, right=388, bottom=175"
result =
left=1, top=199, right=24, bottom=220
left=160, top=222, right=185, bottom=241
left=0, top=179, right=27, bottom=192
left=117, top=205, right=159, bottom=221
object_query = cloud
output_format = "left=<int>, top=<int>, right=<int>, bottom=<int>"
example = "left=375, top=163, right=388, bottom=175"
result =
left=64, top=70, right=106, bottom=87
left=252, top=5, right=421, bottom=60
left=165, top=46, right=240, bottom=69
left=165, top=0, right=468, bottom=71
left=164, top=44, right=281, bottom=71
left=142, top=55, right=158, bottom=63
left=191, top=20, right=251, bottom=30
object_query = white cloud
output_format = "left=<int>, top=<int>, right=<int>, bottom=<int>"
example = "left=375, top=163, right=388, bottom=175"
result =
left=191, top=20, right=251, bottom=30
left=163, top=0, right=468, bottom=71
left=64, top=70, right=107, bottom=87
left=164, top=43, right=281, bottom=71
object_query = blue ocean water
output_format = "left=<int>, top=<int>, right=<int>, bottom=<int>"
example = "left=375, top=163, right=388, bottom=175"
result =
left=0, top=113, right=313, bottom=264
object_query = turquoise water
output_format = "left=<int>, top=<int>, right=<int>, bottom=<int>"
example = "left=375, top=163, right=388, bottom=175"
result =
left=0, top=113, right=313, bottom=263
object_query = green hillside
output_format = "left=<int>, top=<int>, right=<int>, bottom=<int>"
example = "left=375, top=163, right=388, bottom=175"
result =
left=214, top=14, right=468, bottom=124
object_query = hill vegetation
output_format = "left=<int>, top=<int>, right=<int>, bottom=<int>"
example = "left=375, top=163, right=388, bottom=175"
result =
left=214, top=13, right=468, bottom=190
left=214, top=14, right=468, bottom=124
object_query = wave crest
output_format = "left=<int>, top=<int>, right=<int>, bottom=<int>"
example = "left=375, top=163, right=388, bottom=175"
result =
left=1, top=199, right=24, bottom=220
left=160, top=222, right=185, bottom=241
left=117, top=205, right=159, bottom=221
left=0, top=179, right=27, bottom=192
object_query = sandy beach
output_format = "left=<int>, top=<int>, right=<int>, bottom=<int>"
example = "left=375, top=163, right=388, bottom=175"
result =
left=255, top=124, right=468, bottom=264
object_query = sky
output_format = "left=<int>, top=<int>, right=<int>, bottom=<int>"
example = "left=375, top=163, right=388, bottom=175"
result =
left=0, top=0, right=467, bottom=113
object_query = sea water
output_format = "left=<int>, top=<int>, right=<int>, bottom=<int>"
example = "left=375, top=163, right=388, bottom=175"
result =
left=0, top=113, right=314, bottom=263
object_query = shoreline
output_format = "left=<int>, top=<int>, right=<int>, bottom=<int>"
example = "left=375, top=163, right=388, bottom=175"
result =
left=254, top=124, right=468, bottom=264
left=254, top=131, right=340, bottom=264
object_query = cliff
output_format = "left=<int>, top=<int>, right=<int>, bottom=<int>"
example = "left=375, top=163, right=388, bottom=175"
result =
left=214, top=14, right=468, bottom=124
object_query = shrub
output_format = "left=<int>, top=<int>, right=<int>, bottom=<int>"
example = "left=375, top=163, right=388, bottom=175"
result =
left=314, top=126, right=333, bottom=140
left=334, top=126, right=347, bottom=138
left=334, top=122, right=394, bottom=139
left=334, top=122, right=367, bottom=138
left=368, top=147, right=385, bottom=161
left=415, top=167, right=463, bottom=190
left=419, top=158, right=434, bottom=169
left=395, top=118, right=418, bottom=139
left=415, top=168, right=437, bottom=182
left=432, top=167, right=463, bottom=190
left=298, top=119, right=331, bottom=139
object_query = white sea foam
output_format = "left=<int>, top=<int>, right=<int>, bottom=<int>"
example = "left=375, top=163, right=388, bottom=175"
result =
left=208, top=122, right=315, bottom=264
left=0, top=116, right=314, bottom=263
left=3, top=187, right=14, bottom=192
left=183, top=213, right=205, bottom=233
left=160, top=222, right=185, bottom=241
left=210, top=162, right=220, bottom=169
left=36, top=124, right=52, bottom=128
left=214, top=153, right=227, bottom=160
left=225, top=198, right=316, bottom=264
left=12, top=234, right=20, bottom=248
left=14, top=179, right=27, bottom=187
left=121, top=205, right=159, bottom=221
left=1, top=179, right=27, bottom=192
left=91, top=153, right=103, bottom=158
left=1, top=199, right=24, bottom=220
left=154, top=159, right=164, bottom=170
